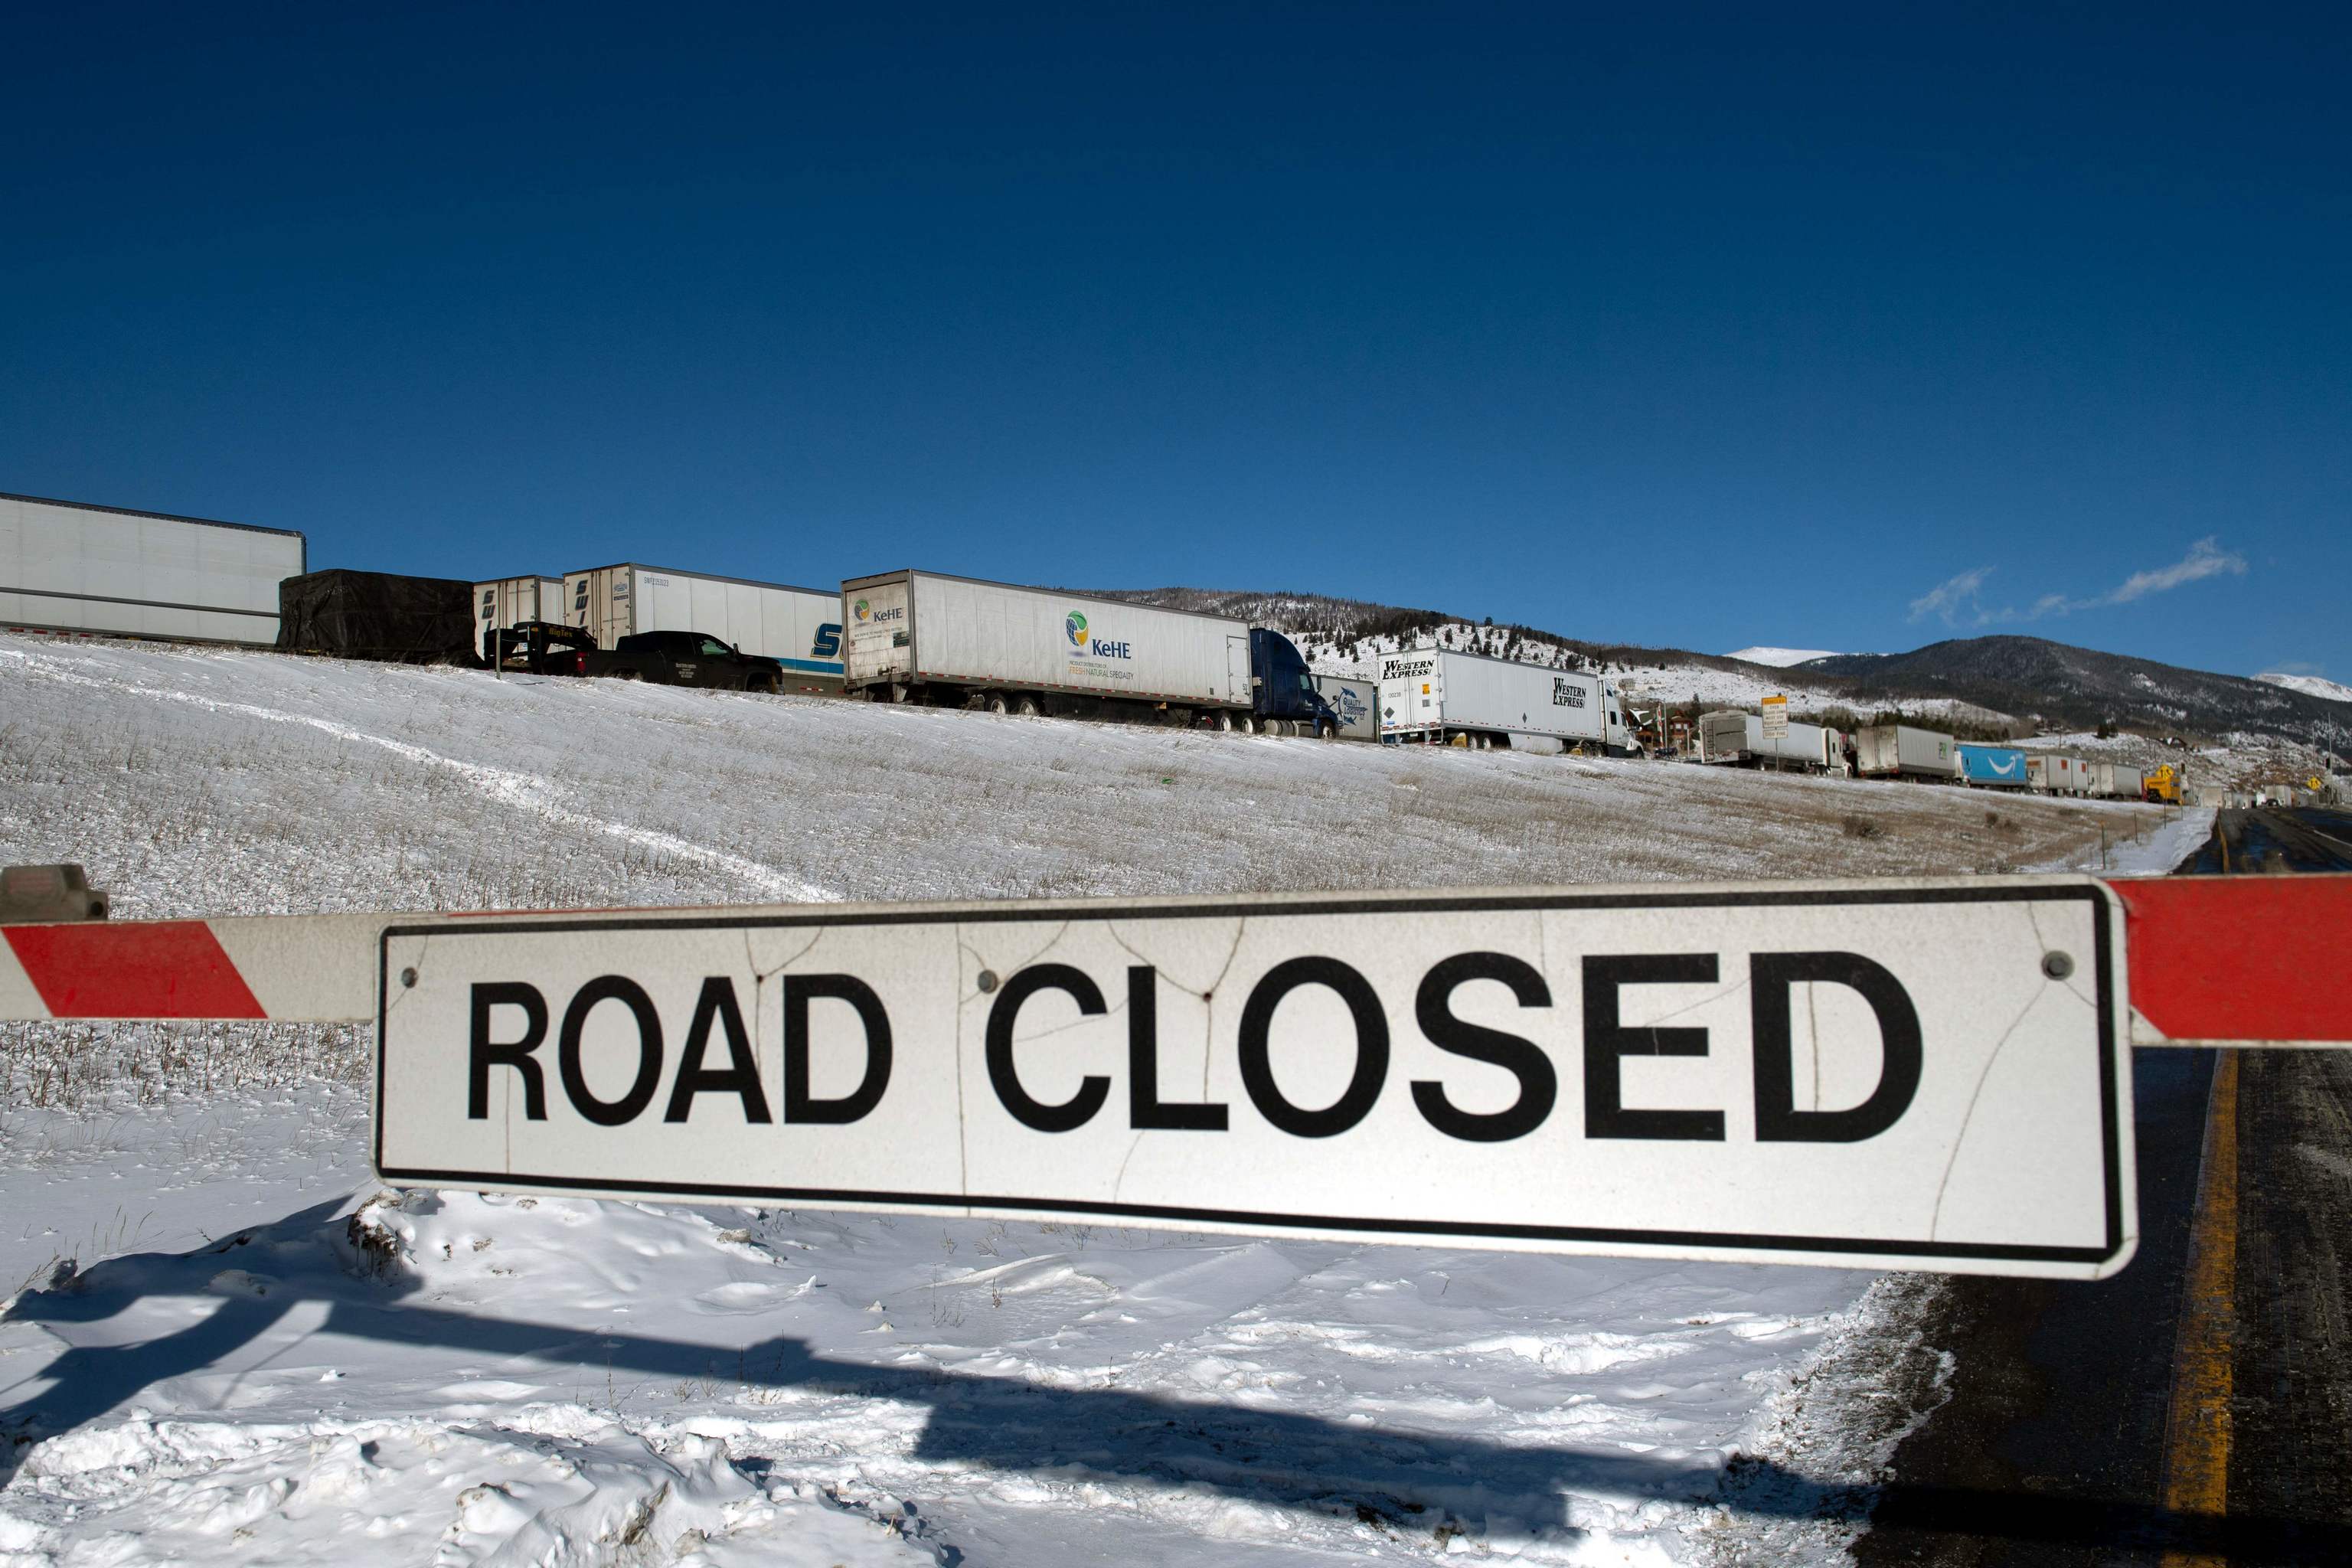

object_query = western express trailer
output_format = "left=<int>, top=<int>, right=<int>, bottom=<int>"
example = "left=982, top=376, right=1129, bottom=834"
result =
left=1956, top=743, right=2032, bottom=789
left=475, top=575, right=564, bottom=655
left=1377, top=648, right=1635, bottom=754
left=1, top=490, right=305, bottom=646
left=1854, top=724, right=1958, bottom=780
left=564, top=564, right=844, bottom=685
left=839, top=570, right=1341, bottom=734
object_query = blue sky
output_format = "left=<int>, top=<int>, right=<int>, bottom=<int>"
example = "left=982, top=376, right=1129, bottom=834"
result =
left=3, top=4, right=2344, bottom=678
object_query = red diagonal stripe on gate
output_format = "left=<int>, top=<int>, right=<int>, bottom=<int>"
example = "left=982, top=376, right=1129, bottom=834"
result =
left=2, top=921, right=267, bottom=1019
left=2112, top=874, right=2352, bottom=1043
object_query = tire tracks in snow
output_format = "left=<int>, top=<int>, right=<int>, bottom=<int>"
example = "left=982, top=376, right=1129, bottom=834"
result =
left=0, top=645, right=837, bottom=905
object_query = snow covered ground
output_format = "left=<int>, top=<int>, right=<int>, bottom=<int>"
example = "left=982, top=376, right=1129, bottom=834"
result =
left=0, top=633, right=2172, bottom=1564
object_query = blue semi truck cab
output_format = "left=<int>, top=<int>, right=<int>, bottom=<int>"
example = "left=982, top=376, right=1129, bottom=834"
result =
left=1248, top=628, right=1343, bottom=737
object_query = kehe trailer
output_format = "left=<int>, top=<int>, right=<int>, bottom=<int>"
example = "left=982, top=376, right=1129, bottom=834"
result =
left=1, top=489, right=305, bottom=647
left=564, top=564, right=844, bottom=682
left=1854, top=724, right=1959, bottom=780
left=840, top=570, right=1340, bottom=733
left=1377, top=648, right=1635, bottom=754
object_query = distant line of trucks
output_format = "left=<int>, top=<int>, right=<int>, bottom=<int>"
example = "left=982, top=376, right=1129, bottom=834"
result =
left=1690, top=711, right=2171, bottom=799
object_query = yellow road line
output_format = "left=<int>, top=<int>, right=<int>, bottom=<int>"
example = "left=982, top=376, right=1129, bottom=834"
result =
left=2161, top=1049, right=2239, bottom=1567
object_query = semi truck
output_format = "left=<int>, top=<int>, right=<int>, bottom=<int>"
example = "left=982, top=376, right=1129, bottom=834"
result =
left=1854, top=724, right=1958, bottom=780
left=2, top=489, right=305, bottom=647
left=1955, top=743, right=2032, bottom=789
left=1308, top=673, right=1380, bottom=740
left=839, top=570, right=1342, bottom=734
left=1697, top=710, right=1840, bottom=771
left=2026, top=756, right=2088, bottom=795
left=564, top=564, right=844, bottom=685
left=1377, top=648, right=1635, bottom=754
left=475, top=575, right=563, bottom=658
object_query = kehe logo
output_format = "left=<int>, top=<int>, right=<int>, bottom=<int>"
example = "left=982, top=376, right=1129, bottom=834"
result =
left=1067, top=611, right=1132, bottom=660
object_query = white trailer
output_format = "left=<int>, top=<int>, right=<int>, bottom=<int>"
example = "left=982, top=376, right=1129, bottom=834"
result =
left=0, top=489, right=305, bottom=647
left=474, top=575, right=563, bottom=650
left=1854, top=724, right=1958, bottom=780
left=1699, top=710, right=1836, bottom=770
left=2086, top=762, right=2146, bottom=800
left=1309, top=673, right=1380, bottom=740
left=1377, top=648, right=1635, bottom=754
left=564, top=564, right=843, bottom=681
left=841, top=570, right=1253, bottom=720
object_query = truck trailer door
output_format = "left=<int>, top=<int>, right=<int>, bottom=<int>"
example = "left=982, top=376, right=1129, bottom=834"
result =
left=1227, top=635, right=1249, bottom=707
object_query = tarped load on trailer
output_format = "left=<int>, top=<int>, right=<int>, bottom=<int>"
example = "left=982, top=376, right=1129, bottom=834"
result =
left=276, top=570, right=478, bottom=663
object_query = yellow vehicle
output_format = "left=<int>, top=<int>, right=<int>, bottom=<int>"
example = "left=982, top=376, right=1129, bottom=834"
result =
left=2143, top=763, right=2184, bottom=805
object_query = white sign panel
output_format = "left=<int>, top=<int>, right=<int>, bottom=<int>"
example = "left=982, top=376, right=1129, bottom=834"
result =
left=1761, top=694, right=1790, bottom=739
left=375, top=880, right=2135, bottom=1278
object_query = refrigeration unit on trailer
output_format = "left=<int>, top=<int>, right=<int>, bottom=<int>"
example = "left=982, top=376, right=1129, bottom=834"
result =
left=1309, top=673, right=1380, bottom=740
left=1, top=490, right=305, bottom=647
left=564, top=564, right=844, bottom=682
left=839, top=570, right=1339, bottom=733
left=475, top=575, right=564, bottom=655
left=1956, top=744, right=2032, bottom=789
left=1377, top=648, right=1635, bottom=754
left=1853, top=724, right=1958, bottom=780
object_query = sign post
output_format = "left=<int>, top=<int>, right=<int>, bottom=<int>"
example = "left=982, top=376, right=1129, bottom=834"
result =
left=1761, top=693, right=1789, bottom=771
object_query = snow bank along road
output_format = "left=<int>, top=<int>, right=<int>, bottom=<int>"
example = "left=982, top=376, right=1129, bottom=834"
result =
left=0, top=635, right=2187, bottom=1565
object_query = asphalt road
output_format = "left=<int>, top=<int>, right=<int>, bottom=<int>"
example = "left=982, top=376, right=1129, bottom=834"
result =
left=1854, top=811, right=2352, bottom=1566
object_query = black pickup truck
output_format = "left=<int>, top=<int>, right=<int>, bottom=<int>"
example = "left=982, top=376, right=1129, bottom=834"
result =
left=576, top=630, right=786, bottom=692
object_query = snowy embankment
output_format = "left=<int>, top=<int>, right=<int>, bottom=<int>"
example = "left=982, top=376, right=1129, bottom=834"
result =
left=0, top=635, right=2165, bottom=1564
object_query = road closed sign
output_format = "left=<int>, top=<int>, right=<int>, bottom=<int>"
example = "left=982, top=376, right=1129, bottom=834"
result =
left=374, top=880, right=2135, bottom=1278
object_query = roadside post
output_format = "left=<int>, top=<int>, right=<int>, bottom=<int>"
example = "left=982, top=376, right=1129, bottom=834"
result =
left=4, top=871, right=2346, bottom=1282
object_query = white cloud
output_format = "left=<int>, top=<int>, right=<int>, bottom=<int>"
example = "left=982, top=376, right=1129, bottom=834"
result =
left=1906, top=537, right=2246, bottom=628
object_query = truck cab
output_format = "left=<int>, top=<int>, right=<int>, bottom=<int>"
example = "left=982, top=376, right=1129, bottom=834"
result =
left=1247, top=629, right=1342, bottom=737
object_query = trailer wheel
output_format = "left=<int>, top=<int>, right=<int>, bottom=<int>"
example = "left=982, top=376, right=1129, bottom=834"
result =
left=985, top=694, right=1010, bottom=715
left=1318, top=720, right=1336, bottom=739
left=1214, top=712, right=1235, bottom=732
left=1014, top=696, right=1040, bottom=717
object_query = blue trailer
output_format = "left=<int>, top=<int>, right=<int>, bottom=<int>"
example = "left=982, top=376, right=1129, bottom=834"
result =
left=1957, top=743, right=2031, bottom=789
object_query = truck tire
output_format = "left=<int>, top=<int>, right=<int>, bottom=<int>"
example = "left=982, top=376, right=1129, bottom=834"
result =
left=986, top=694, right=1010, bottom=715
left=1214, top=712, right=1235, bottom=732
left=1317, top=720, right=1336, bottom=740
left=1014, top=696, right=1040, bottom=717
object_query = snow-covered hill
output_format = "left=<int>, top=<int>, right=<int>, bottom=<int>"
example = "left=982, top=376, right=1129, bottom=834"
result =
left=0, top=633, right=2172, bottom=1565
left=2255, top=671, right=2352, bottom=705
left=1723, top=647, right=1842, bottom=668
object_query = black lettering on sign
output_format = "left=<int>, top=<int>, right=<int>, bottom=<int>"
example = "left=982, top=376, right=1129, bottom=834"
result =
left=1582, top=954, right=1724, bottom=1140
left=663, top=978, right=770, bottom=1124
left=783, top=975, right=893, bottom=1124
left=1411, top=952, right=1557, bottom=1142
left=986, top=965, right=1112, bottom=1133
left=1750, top=952, right=1922, bottom=1142
left=1126, top=966, right=1228, bottom=1130
left=558, top=975, right=665, bottom=1127
left=1238, top=957, right=1388, bottom=1138
left=469, top=981, right=547, bottom=1120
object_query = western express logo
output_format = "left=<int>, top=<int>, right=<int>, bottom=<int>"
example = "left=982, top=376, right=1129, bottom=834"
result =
left=1553, top=678, right=1587, bottom=708
left=1383, top=656, right=1436, bottom=679
left=1066, top=610, right=1131, bottom=659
